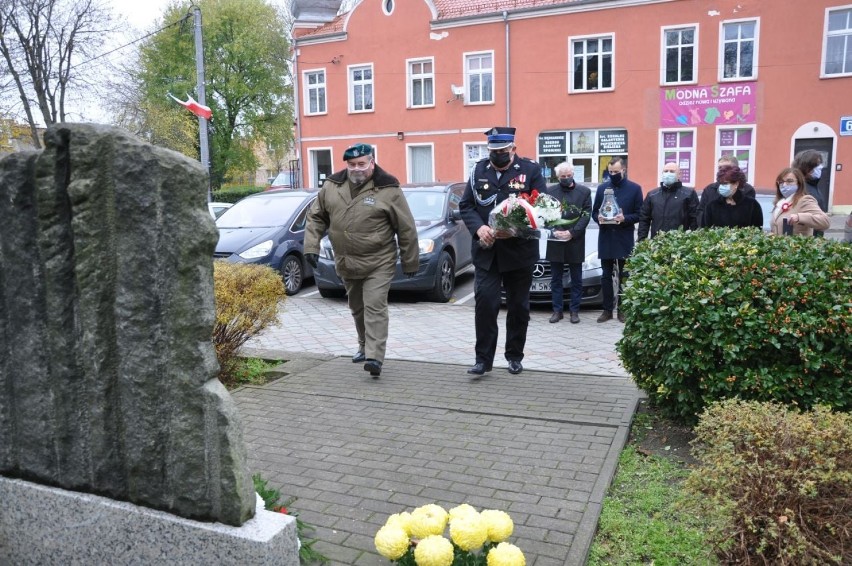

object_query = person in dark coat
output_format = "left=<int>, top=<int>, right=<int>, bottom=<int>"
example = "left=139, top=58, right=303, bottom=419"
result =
left=544, top=162, right=591, bottom=324
left=459, top=126, right=547, bottom=376
left=591, top=156, right=643, bottom=323
left=792, top=149, right=829, bottom=237
left=701, top=165, right=763, bottom=229
left=697, top=155, right=755, bottom=226
left=637, top=162, right=698, bottom=241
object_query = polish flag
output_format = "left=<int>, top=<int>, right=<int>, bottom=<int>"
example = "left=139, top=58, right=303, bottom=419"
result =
left=168, top=93, right=212, bottom=120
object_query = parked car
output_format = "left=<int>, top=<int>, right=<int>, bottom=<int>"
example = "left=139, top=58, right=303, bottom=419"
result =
left=208, top=201, right=233, bottom=219
left=314, top=182, right=473, bottom=302
left=214, top=189, right=318, bottom=295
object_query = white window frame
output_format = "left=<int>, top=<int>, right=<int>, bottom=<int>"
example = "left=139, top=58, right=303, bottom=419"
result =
left=464, top=143, right=489, bottom=179
left=348, top=63, right=374, bottom=113
left=407, top=57, right=435, bottom=109
left=718, top=17, right=760, bottom=82
left=464, top=51, right=494, bottom=105
left=659, top=128, right=697, bottom=186
left=308, top=147, right=333, bottom=188
left=406, top=143, right=435, bottom=183
left=821, top=5, right=852, bottom=78
left=302, top=68, right=327, bottom=116
left=715, top=126, right=756, bottom=185
left=660, top=24, right=698, bottom=86
left=569, top=33, right=615, bottom=93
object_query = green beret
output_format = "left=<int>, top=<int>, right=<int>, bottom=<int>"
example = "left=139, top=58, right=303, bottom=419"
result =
left=343, top=143, right=374, bottom=161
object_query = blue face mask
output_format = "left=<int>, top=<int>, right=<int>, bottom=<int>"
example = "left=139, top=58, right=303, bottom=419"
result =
left=661, top=172, right=677, bottom=186
left=779, top=183, right=798, bottom=198
left=811, top=164, right=823, bottom=180
left=718, top=183, right=733, bottom=197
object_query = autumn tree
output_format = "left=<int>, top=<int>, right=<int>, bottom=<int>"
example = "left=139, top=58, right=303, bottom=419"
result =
left=0, top=0, right=115, bottom=148
left=133, top=0, right=293, bottom=188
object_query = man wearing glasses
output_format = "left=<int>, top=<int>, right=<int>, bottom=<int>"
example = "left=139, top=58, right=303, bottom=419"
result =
left=304, top=143, right=419, bottom=378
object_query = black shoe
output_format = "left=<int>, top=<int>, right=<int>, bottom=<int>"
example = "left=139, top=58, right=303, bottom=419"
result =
left=352, top=350, right=366, bottom=363
left=507, top=360, right=523, bottom=374
left=570, top=311, right=580, bottom=324
left=617, top=310, right=625, bottom=323
left=597, top=310, right=613, bottom=323
left=549, top=311, right=563, bottom=323
left=467, top=362, right=492, bottom=375
left=364, top=359, right=382, bottom=377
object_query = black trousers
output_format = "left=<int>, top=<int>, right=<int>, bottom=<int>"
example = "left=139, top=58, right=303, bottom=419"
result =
left=473, top=262, right=534, bottom=365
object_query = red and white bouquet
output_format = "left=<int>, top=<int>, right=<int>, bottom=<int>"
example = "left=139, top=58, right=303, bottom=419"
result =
left=485, top=190, right=584, bottom=245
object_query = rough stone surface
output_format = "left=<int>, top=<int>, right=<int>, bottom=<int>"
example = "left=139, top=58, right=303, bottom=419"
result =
left=0, top=476, right=299, bottom=565
left=0, top=123, right=254, bottom=525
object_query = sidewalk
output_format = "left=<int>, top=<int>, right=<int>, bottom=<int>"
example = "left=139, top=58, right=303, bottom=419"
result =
left=236, top=298, right=640, bottom=565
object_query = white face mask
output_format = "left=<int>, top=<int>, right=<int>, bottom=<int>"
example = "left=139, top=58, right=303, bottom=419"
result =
left=779, top=183, right=798, bottom=198
left=661, top=172, right=677, bottom=186
left=811, top=164, right=823, bottom=180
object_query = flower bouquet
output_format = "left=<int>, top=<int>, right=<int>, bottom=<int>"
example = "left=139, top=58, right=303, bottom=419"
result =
left=374, top=503, right=526, bottom=566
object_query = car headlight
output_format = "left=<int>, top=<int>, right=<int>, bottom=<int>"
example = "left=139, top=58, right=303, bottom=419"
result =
left=582, top=251, right=601, bottom=271
left=418, top=239, right=435, bottom=255
left=320, top=237, right=334, bottom=259
left=238, top=240, right=273, bottom=259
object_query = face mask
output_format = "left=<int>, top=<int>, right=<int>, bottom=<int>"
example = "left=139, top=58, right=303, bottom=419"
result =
left=779, top=183, right=798, bottom=198
left=661, top=172, right=677, bottom=186
left=609, top=172, right=623, bottom=185
left=489, top=151, right=512, bottom=168
left=811, top=164, right=823, bottom=180
left=718, top=183, right=733, bottom=197
left=348, top=167, right=372, bottom=184
left=559, top=177, right=574, bottom=188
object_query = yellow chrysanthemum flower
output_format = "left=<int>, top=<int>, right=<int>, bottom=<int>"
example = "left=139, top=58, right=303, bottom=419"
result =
left=449, top=515, right=488, bottom=551
left=409, top=504, right=449, bottom=539
left=374, top=525, right=410, bottom=560
left=448, top=503, right=479, bottom=523
left=385, top=512, right=413, bottom=535
left=413, top=535, right=454, bottom=566
left=486, top=542, right=526, bottom=566
left=481, top=509, right=514, bottom=542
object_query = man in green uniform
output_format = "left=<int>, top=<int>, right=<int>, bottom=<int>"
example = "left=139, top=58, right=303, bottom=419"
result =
left=304, top=143, right=419, bottom=377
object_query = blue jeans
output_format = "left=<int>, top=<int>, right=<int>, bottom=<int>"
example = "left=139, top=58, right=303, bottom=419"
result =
left=550, top=262, right=583, bottom=313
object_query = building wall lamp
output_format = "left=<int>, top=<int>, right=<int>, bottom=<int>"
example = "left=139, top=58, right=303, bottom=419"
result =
left=397, top=132, right=404, bottom=140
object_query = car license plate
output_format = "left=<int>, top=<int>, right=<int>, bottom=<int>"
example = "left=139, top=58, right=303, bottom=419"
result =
left=531, top=281, right=550, bottom=292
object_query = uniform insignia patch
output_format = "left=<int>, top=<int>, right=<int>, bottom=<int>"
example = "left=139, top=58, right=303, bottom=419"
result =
left=363, top=196, right=376, bottom=206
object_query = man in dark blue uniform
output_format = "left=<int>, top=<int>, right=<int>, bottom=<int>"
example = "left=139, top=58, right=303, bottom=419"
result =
left=459, top=127, right=547, bottom=376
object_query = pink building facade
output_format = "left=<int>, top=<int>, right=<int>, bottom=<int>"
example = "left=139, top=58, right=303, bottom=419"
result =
left=291, top=0, right=852, bottom=211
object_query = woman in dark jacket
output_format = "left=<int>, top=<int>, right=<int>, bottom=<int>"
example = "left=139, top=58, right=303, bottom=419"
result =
left=701, top=165, right=763, bottom=229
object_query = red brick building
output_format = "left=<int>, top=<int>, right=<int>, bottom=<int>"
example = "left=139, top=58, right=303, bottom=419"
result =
left=290, top=0, right=852, bottom=211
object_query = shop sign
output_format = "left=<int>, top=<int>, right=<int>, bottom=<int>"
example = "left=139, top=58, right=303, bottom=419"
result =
left=598, top=130, right=627, bottom=153
left=660, top=82, right=756, bottom=127
left=538, top=132, right=566, bottom=155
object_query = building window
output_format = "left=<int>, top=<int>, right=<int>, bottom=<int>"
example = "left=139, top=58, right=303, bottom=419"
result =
left=823, top=6, right=852, bottom=76
left=408, top=145, right=434, bottom=183
left=383, top=0, right=394, bottom=15
left=661, top=25, right=697, bottom=85
left=465, top=52, right=493, bottom=104
left=408, top=58, right=434, bottom=108
left=464, top=143, right=488, bottom=178
left=349, top=64, right=374, bottom=113
left=571, top=34, right=614, bottom=92
left=303, top=69, right=326, bottom=115
left=660, top=130, right=696, bottom=185
left=717, top=126, right=755, bottom=184
left=720, top=19, right=759, bottom=80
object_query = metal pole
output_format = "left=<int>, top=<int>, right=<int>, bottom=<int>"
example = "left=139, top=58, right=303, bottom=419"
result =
left=193, top=6, right=211, bottom=202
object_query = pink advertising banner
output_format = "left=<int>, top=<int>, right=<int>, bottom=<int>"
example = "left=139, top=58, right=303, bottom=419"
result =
left=660, top=82, right=756, bottom=127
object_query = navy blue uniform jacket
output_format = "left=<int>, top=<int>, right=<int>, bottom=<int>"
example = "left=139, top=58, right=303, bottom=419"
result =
left=460, top=156, right=547, bottom=272
left=592, top=178, right=644, bottom=260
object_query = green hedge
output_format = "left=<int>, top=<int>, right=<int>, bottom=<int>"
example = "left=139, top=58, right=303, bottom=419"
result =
left=617, top=228, right=851, bottom=421
left=213, top=185, right=265, bottom=204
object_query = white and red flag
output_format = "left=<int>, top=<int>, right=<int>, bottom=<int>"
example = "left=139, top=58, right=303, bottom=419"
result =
left=167, top=93, right=212, bottom=120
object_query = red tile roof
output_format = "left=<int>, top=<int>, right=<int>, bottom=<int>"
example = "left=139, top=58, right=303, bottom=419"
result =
left=295, top=0, right=587, bottom=40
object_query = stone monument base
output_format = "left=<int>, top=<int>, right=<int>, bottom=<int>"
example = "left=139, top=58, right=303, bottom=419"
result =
left=0, top=477, right=299, bottom=565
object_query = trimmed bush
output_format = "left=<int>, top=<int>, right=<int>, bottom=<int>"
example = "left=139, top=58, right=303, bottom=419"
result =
left=684, top=399, right=851, bottom=565
left=213, top=185, right=265, bottom=204
left=213, top=261, right=285, bottom=384
left=617, top=228, right=851, bottom=420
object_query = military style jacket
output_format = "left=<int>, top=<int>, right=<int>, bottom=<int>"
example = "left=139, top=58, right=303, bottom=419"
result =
left=459, top=155, right=547, bottom=272
left=304, top=165, right=419, bottom=280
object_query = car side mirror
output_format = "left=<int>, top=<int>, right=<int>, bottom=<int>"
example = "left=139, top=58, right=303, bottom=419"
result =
left=449, top=210, right=462, bottom=221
